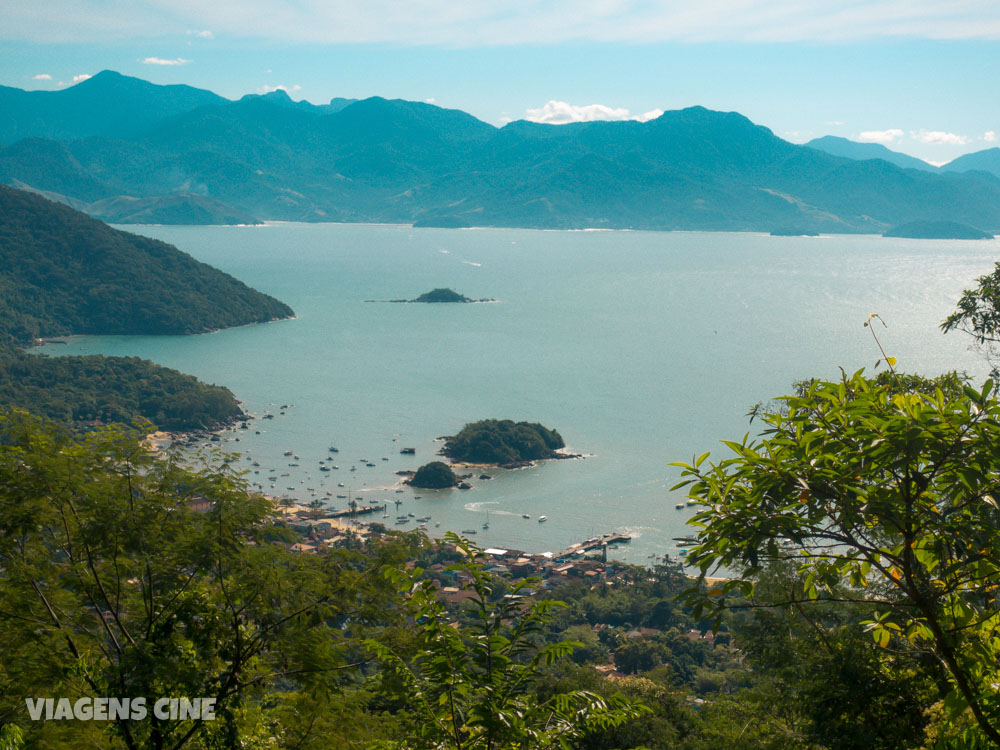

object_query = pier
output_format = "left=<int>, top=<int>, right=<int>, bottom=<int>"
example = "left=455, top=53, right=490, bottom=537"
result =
left=558, top=533, right=631, bottom=559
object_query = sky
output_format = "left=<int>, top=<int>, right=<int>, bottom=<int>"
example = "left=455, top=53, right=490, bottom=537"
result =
left=2, top=0, right=999, bottom=164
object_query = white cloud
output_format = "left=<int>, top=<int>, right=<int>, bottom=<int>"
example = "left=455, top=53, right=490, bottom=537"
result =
left=524, top=100, right=661, bottom=125
left=425, top=97, right=436, bottom=104
left=6, top=1, right=1000, bottom=45
left=857, top=128, right=904, bottom=144
left=186, top=29, right=214, bottom=39
left=72, top=73, right=91, bottom=83
left=911, top=129, right=968, bottom=145
left=142, top=57, right=192, bottom=65
left=985, top=131, right=998, bottom=142
left=31, top=73, right=52, bottom=80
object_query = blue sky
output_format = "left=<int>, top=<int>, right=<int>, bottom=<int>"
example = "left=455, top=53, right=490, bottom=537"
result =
left=2, top=0, right=999, bottom=164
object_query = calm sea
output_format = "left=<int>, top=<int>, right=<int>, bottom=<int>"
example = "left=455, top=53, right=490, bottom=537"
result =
left=44, top=223, right=998, bottom=564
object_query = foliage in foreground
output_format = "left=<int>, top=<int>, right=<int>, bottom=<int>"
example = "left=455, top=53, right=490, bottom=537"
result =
left=367, top=534, right=645, bottom=749
left=942, top=260, right=1000, bottom=378
left=0, top=411, right=417, bottom=749
left=675, top=370, right=1000, bottom=746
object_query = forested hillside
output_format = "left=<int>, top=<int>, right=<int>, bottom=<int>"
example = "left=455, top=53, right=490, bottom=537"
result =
left=0, top=185, right=292, bottom=343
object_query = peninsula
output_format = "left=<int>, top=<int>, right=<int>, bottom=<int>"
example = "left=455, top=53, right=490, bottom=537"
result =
left=0, top=185, right=294, bottom=430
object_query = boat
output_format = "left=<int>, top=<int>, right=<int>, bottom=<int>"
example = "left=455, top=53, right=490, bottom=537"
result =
left=328, top=447, right=339, bottom=453
left=461, top=529, right=478, bottom=535
left=522, top=513, right=531, bottom=519
left=482, top=510, right=490, bottom=530
left=538, top=516, right=548, bottom=523
left=400, top=447, right=416, bottom=455
left=284, top=450, right=293, bottom=456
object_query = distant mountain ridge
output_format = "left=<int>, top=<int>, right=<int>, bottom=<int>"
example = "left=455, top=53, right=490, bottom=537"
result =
left=4, top=71, right=1000, bottom=233
left=941, top=147, right=1000, bottom=178
left=0, top=71, right=227, bottom=143
left=805, top=136, right=938, bottom=172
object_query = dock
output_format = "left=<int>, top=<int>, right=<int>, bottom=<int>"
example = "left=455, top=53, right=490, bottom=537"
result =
left=559, top=533, right=631, bottom=558
left=329, top=504, right=381, bottom=518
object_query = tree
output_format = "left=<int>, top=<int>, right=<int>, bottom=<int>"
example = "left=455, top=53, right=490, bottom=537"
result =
left=942, top=261, right=1000, bottom=377
left=366, top=534, right=644, bottom=749
left=0, top=410, right=414, bottom=749
left=673, top=371, right=1000, bottom=745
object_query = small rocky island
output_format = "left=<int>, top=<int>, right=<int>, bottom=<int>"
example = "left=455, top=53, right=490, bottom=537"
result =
left=883, top=221, right=994, bottom=239
left=408, top=461, right=460, bottom=489
left=442, top=419, right=575, bottom=467
left=414, top=288, right=474, bottom=303
left=381, top=288, right=495, bottom=303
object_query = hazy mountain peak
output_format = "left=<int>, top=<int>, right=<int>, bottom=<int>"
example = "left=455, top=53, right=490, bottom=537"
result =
left=941, top=146, right=1000, bottom=178
left=805, top=135, right=937, bottom=172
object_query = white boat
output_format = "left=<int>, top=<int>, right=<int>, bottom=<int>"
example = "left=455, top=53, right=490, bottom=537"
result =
left=538, top=516, right=548, bottom=523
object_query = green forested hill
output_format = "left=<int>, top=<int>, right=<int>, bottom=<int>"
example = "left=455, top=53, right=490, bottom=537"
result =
left=0, top=184, right=290, bottom=430
left=0, top=184, right=292, bottom=342
left=0, top=351, right=242, bottom=430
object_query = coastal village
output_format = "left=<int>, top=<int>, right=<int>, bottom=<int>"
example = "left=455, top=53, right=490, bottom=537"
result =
left=271, top=496, right=637, bottom=594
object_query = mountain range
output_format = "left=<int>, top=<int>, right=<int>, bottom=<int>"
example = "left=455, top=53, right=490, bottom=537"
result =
left=3, top=70, right=1000, bottom=234
left=805, top=135, right=1000, bottom=178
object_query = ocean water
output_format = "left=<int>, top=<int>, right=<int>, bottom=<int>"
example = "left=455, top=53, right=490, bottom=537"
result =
left=44, top=223, right=998, bottom=564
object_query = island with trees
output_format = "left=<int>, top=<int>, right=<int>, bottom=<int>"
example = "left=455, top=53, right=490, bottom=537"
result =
left=441, top=418, right=572, bottom=466
left=408, top=460, right=460, bottom=488
left=382, top=288, right=495, bottom=303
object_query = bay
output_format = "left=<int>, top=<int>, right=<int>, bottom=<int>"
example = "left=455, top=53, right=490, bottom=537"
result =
left=45, top=223, right=998, bottom=564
